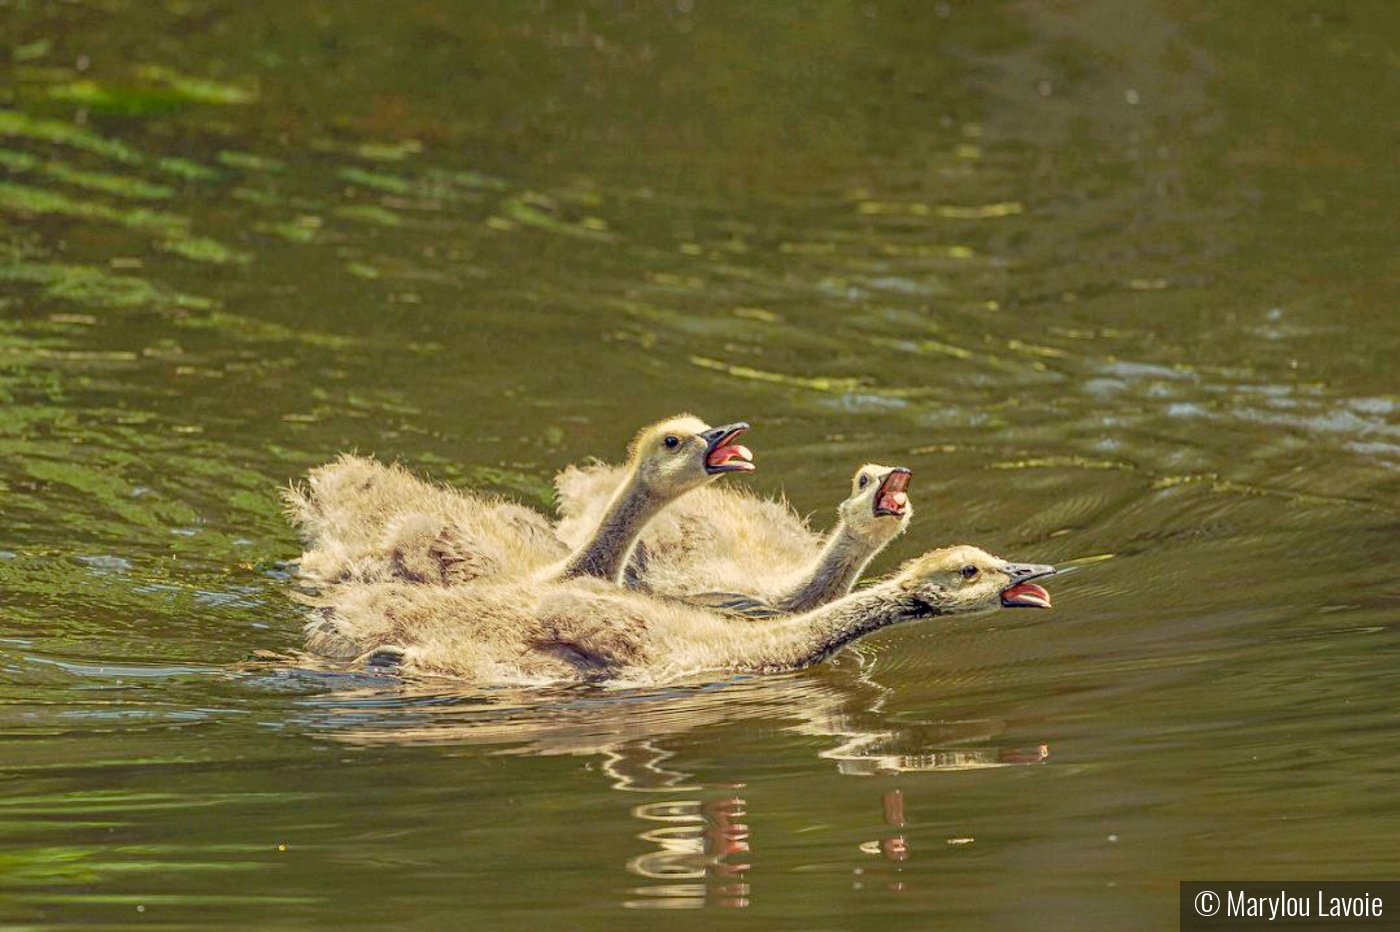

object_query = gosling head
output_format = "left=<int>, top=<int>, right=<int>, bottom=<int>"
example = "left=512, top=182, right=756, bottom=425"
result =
left=627, top=414, right=755, bottom=500
left=895, top=545, right=1056, bottom=615
left=839, top=464, right=913, bottom=544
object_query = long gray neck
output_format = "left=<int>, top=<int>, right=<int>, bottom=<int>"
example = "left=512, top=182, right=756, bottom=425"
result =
left=775, top=520, right=880, bottom=613
left=740, top=582, right=945, bottom=672
left=558, top=470, right=660, bottom=583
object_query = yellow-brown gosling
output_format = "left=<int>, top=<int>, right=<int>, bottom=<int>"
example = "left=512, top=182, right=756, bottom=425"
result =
left=544, top=415, right=754, bottom=584
left=555, top=463, right=912, bottom=612
left=301, top=545, right=1055, bottom=686
left=283, top=453, right=567, bottom=587
left=284, top=415, right=754, bottom=589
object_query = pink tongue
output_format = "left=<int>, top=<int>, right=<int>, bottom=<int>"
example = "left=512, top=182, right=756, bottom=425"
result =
left=879, top=490, right=907, bottom=511
left=707, top=443, right=751, bottom=466
left=1004, top=583, right=1051, bottom=606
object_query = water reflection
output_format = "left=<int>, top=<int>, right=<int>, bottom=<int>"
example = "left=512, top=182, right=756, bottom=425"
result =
left=274, top=660, right=1050, bottom=910
left=600, top=742, right=698, bottom=793
left=826, top=725, right=1050, bottom=777
left=625, top=797, right=750, bottom=910
left=856, top=789, right=910, bottom=894
left=287, top=661, right=1048, bottom=780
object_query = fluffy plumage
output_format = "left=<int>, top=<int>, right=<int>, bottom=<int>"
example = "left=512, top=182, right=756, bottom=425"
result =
left=547, top=415, right=752, bottom=583
left=555, top=462, right=913, bottom=611
left=284, top=414, right=753, bottom=590
left=283, top=454, right=565, bottom=587
left=301, top=545, right=1054, bottom=686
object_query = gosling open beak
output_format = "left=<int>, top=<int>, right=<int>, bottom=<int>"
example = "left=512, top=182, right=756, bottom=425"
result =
left=872, top=467, right=912, bottom=518
left=1000, top=562, right=1056, bottom=609
left=702, top=422, right=756, bottom=474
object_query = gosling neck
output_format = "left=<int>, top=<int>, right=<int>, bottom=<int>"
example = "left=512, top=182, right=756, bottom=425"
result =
left=775, top=519, right=885, bottom=613
left=558, top=468, right=664, bottom=583
left=742, top=581, right=946, bottom=672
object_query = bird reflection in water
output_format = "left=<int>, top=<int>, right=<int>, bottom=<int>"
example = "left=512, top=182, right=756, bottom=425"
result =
left=625, top=795, right=750, bottom=909
left=858, top=789, right=910, bottom=892
left=281, top=664, right=1049, bottom=909
left=830, top=731, right=1051, bottom=776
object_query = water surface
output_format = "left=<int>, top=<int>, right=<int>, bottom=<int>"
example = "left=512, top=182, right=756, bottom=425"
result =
left=1, top=1, right=1398, bottom=928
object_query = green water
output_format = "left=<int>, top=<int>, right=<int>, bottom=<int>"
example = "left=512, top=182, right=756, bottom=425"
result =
left=0, top=1, right=1397, bottom=927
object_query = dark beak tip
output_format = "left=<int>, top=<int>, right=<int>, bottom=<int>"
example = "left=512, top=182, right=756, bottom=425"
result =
left=706, top=421, right=750, bottom=443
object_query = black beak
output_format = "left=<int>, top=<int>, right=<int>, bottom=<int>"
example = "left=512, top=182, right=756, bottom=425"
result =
left=872, top=467, right=912, bottom=518
left=701, top=422, right=755, bottom=474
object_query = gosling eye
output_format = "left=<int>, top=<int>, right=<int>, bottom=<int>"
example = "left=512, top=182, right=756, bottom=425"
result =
left=663, top=435, right=680, bottom=450
left=858, top=475, right=870, bottom=489
left=960, top=564, right=979, bottom=579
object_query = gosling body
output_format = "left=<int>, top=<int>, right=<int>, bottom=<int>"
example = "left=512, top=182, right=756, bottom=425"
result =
left=285, top=414, right=754, bottom=590
left=284, top=454, right=566, bottom=586
left=302, top=545, right=1055, bottom=686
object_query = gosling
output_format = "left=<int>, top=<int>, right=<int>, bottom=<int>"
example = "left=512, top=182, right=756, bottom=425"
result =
left=545, top=415, right=754, bottom=583
left=301, top=545, right=1056, bottom=686
left=283, top=453, right=565, bottom=587
left=555, top=463, right=912, bottom=613
left=284, top=415, right=754, bottom=589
